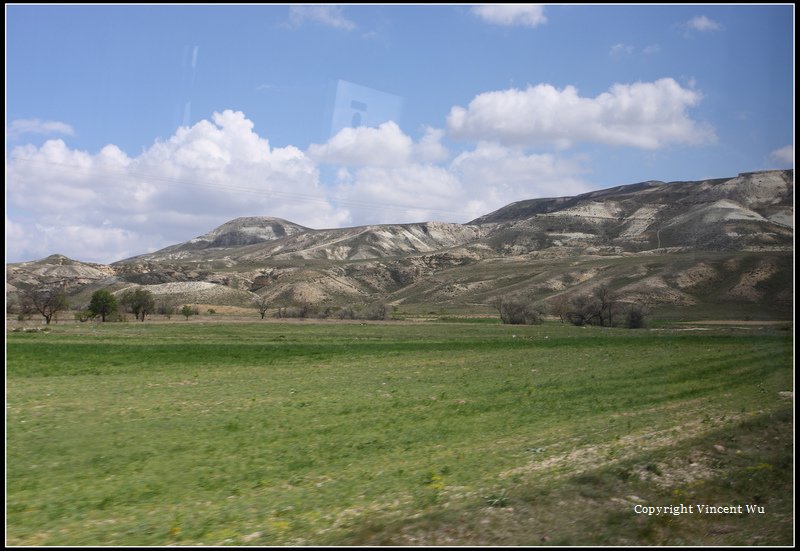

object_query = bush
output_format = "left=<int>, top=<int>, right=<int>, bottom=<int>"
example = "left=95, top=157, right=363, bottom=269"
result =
left=158, top=301, right=176, bottom=319
left=74, top=311, right=91, bottom=322
left=343, top=303, right=388, bottom=321
left=275, top=305, right=309, bottom=319
left=360, top=302, right=387, bottom=321
left=547, top=294, right=571, bottom=323
left=495, top=296, right=543, bottom=325
left=337, top=306, right=356, bottom=320
left=565, top=285, right=619, bottom=327
left=119, top=288, right=155, bottom=322
left=181, top=305, right=194, bottom=320
left=565, top=294, right=599, bottom=326
left=624, top=302, right=650, bottom=329
left=274, top=302, right=387, bottom=321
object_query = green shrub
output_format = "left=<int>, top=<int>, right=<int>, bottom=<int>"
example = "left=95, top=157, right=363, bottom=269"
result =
left=181, top=305, right=194, bottom=320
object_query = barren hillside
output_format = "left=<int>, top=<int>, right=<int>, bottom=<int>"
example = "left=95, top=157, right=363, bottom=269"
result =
left=6, top=170, right=793, bottom=320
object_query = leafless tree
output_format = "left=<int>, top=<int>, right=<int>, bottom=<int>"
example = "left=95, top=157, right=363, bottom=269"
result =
left=254, top=296, right=270, bottom=319
left=158, top=299, right=176, bottom=319
left=547, top=294, right=571, bottom=323
left=593, top=284, right=618, bottom=327
left=566, top=284, right=619, bottom=327
left=26, top=287, right=69, bottom=324
left=493, top=295, right=542, bottom=325
left=624, top=298, right=652, bottom=329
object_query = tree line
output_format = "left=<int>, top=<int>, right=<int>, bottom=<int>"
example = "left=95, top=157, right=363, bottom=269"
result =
left=12, top=283, right=649, bottom=328
left=14, top=287, right=165, bottom=324
left=495, top=284, right=650, bottom=328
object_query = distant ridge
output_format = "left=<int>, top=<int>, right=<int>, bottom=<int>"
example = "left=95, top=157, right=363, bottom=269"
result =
left=6, top=169, right=793, bottom=320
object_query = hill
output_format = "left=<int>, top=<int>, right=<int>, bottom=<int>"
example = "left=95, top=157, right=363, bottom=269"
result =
left=6, top=170, right=793, bottom=320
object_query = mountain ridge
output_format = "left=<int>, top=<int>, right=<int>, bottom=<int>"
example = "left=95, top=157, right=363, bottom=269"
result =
left=6, top=169, right=793, bottom=320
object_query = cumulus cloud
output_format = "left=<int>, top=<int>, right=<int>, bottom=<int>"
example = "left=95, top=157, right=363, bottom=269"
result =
left=471, top=5, right=547, bottom=27
left=17, top=223, right=143, bottom=265
left=307, top=122, right=413, bottom=167
left=288, top=5, right=355, bottom=31
left=769, top=145, right=794, bottom=166
left=414, top=127, right=449, bottom=163
left=331, top=141, right=592, bottom=226
left=447, top=78, right=716, bottom=149
left=8, top=118, right=74, bottom=139
left=7, top=109, right=598, bottom=264
left=686, top=15, right=722, bottom=32
left=451, top=142, right=591, bottom=211
left=335, top=164, right=466, bottom=224
left=309, top=123, right=450, bottom=167
left=6, top=110, right=348, bottom=263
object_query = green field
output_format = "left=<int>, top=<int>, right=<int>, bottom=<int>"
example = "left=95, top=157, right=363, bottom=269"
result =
left=6, top=320, right=793, bottom=545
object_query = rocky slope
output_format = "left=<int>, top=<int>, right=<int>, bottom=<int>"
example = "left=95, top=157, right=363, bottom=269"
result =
left=6, top=170, right=793, bottom=319
left=6, top=254, right=116, bottom=294
left=134, top=217, right=311, bottom=259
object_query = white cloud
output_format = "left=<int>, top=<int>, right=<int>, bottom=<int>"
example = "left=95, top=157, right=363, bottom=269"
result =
left=6, top=110, right=598, bottom=264
left=6, top=110, right=348, bottom=263
left=8, top=118, right=75, bottom=139
left=471, top=5, right=547, bottom=28
left=414, top=127, right=449, bottom=163
left=451, top=142, right=591, bottom=212
left=333, top=142, right=592, bottom=226
left=686, top=15, right=721, bottom=32
left=611, top=43, right=660, bottom=57
left=308, top=121, right=413, bottom=167
left=5, top=217, right=28, bottom=253
left=310, top=123, right=449, bottom=167
left=23, top=223, right=143, bottom=265
left=288, top=5, right=355, bottom=31
left=610, top=43, right=634, bottom=56
left=336, top=164, right=466, bottom=224
left=447, top=78, right=716, bottom=149
left=769, top=145, right=794, bottom=166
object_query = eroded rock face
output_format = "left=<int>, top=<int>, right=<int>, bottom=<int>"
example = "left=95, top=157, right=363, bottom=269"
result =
left=6, top=254, right=116, bottom=292
left=193, top=217, right=310, bottom=248
left=7, top=170, right=793, bottom=313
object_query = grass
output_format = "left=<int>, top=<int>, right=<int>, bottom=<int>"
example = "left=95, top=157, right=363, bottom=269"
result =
left=6, top=320, right=793, bottom=545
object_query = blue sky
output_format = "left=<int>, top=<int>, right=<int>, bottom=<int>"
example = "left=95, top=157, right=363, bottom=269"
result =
left=5, top=4, right=794, bottom=264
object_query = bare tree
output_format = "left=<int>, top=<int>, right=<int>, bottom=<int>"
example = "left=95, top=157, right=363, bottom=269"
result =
left=565, top=294, right=597, bottom=326
left=254, top=296, right=270, bottom=319
left=361, top=302, right=387, bottom=321
left=565, top=284, right=620, bottom=327
left=624, top=299, right=652, bottom=329
left=547, top=294, right=571, bottom=324
left=493, top=295, right=542, bottom=325
left=26, top=287, right=69, bottom=324
left=158, top=299, right=176, bottom=319
left=593, top=284, right=618, bottom=327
